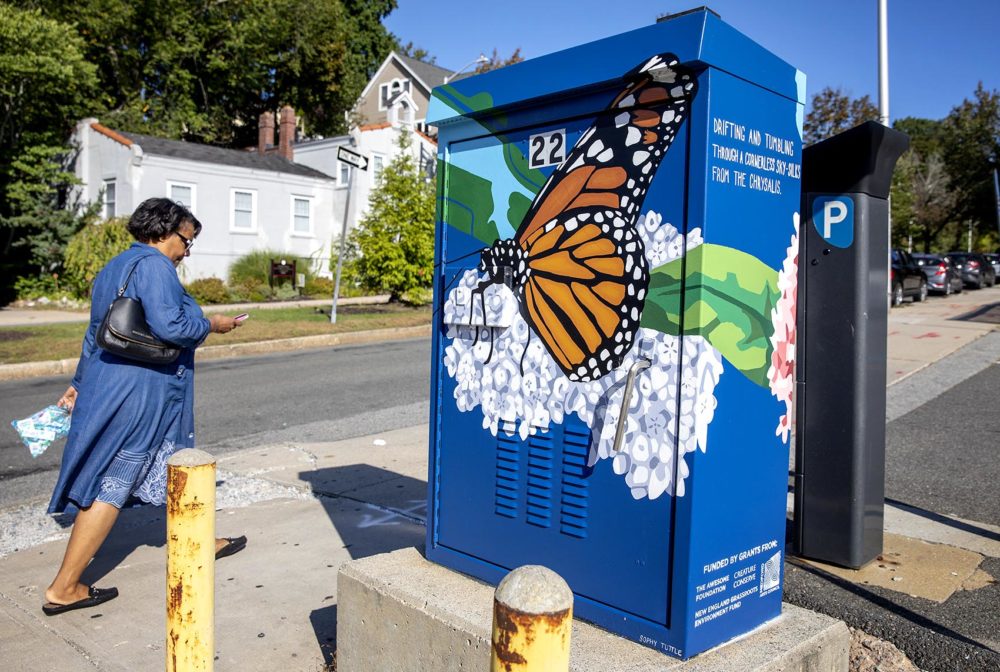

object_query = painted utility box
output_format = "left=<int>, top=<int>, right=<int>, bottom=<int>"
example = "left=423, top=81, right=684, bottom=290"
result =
left=426, top=8, right=805, bottom=660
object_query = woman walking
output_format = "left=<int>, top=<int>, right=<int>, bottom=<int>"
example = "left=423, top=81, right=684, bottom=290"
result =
left=43, top=198, right=247, bottom=615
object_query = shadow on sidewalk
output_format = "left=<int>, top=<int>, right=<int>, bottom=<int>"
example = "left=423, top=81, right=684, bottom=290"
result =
left=298, top=463, right=427, bottom=669
left=79, top=505, right=166, bottom=586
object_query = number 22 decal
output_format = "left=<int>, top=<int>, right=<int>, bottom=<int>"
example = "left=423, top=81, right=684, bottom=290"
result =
left=528, top=129, right=566, bottom=169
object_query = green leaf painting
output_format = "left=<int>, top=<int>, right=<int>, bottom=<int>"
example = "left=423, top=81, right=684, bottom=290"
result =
left=642, top=244, right=780, bottom=387
left=507, top=192, right=532, bottom=233
left=434, top=85, right=497, bottom=119
left=433, top=86, right=547, bottom=195
left=439, top=161, right=500, bottom=245
left=503, top=142, right=546, bottom=194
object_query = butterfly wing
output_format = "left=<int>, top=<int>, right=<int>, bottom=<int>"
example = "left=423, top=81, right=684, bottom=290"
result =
left=521, top=210, right=647, bottom=381
left=517, top=54, right=697, bottom=244
left=514, top=54, right=698, bottom=381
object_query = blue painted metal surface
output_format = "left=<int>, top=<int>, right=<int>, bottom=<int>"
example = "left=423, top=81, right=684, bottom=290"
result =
left=427, top=8, right=804, bottom=660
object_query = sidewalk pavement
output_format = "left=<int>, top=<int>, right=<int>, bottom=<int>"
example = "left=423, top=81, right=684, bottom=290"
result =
left=0, top=295, right=391, bottom=328
left=0, top=290, right=997, bottom=671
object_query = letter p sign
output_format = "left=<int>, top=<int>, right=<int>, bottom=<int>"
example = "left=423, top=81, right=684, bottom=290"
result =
left=812, top=196, right=854, bottom=248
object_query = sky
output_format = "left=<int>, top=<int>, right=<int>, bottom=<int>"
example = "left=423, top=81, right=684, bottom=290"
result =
left=383, top=0, right=999, bottom=123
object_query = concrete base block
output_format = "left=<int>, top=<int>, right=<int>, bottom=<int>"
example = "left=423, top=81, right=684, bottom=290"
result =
left=337, top=547, right=850, bottom=672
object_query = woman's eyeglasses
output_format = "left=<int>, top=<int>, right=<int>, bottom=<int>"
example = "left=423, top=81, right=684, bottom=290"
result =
left=174, top=231, right=195, bottom=250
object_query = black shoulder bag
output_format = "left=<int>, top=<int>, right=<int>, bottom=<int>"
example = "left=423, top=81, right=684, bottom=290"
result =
left=96, top=255, right=181, bottom=365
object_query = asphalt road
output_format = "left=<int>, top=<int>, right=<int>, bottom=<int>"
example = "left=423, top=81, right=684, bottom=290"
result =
left=0, top=338, right=431, bottom=505
left=784, top=363, right=1000, bottom=672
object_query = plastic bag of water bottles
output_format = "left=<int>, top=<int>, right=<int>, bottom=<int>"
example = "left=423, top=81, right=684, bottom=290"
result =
left=11, top=405, right=71, bottom=458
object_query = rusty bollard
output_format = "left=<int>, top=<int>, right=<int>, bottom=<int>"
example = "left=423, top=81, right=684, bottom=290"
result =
left=166, top=449, right=216, bottom=672
left=491, top=565, right=573, bottom=672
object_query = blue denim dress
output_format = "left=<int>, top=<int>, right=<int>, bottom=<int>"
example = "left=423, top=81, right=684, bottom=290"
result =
left=48, top=243, right=211, bottom=514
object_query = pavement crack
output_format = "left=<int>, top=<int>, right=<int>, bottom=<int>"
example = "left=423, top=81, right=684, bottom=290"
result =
left=310, top=489, right=427, bottom=525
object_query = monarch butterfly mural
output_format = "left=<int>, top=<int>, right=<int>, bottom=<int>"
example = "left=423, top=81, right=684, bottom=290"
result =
left=475, top=54, right=697, bottom=382
left=440, top=50, right=799, bottom=500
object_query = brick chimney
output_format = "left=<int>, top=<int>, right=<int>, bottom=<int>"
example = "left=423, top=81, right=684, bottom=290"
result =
left=278, top=105, right=295, bottom=160
left=258, top=110, right=275, bottom=154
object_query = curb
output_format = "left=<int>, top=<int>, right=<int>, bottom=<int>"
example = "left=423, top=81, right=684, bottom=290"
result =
left=0, top=324, right=431, bottom=382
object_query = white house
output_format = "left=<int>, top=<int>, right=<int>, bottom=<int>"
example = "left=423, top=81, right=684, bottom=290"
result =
left=293, top=118, right=437, bottom=241
left=71, top=116, right=338, bottom=281
left=69, top=53, right=448, bottom=282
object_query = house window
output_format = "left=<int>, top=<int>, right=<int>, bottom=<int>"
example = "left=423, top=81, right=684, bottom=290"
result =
left=168, top=181, right=196, bottom=213
left=338, top=161, right=352, bottom=187
left=379, top=78, right=411, bottom=110
left=103, top=179, right=116, bottom=218
left=230, top=189, right=257, bottom=232
left=372, top=155, right=385, bottom=182
left=292, top=196, right=312, bottom=235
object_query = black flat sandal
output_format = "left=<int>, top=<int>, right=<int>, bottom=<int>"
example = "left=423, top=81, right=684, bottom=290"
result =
left=42, top=586, right=119, bottom=616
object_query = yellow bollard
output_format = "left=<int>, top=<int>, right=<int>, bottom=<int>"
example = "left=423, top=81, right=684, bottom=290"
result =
left=491, top=565, right=573, bottom=672
left=166, top=449, right=216, bottom=672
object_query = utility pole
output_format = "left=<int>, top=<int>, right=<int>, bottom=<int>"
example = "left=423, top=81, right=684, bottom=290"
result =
left=992, top=163, right=1000, bottom=242
left=331, top=144, right=369, bottom=324
left=877, top=0, right=889, bottom=127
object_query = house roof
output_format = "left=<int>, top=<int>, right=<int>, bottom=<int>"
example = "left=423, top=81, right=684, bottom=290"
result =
left=91, top=124, right=334, bottom=181
left=395, top=54, right=455, bottom=91
left=358, top=52, right=473, bottom=102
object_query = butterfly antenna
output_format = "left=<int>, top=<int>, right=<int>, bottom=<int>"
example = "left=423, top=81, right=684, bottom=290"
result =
left=484, top=327, right=496, bottom=365
left=428, top=251, right=488, bottom=323
left=519, top=327, right=531, bottom=376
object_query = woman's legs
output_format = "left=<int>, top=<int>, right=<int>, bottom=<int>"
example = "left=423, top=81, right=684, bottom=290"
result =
left=45, top=501, right=120, bottom=605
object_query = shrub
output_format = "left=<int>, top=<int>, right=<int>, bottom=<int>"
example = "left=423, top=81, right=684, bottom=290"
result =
left=400, top=286, right=433, bottom=306
left=64, top=217, right=133, bottom=297
left=14, top=274, right=65, bottom=300
left=228, top=249, right=315, bottom=288
left=185, top=277, right=229, bottom=305
left=227, top=278, right=273, bottom=303
left=302, top=276, right=334, bottom=298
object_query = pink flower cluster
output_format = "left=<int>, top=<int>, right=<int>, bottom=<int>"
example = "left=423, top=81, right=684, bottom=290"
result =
left=767, top=214, right=799, bottom=444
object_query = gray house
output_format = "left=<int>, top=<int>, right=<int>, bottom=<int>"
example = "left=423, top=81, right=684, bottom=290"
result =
left=354, top=52, right=459, bottom=134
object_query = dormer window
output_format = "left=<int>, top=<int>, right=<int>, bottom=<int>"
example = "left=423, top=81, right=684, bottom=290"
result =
left=379, top=78, right=411, bottom=111
left=389, top=98, right=415, bottom=127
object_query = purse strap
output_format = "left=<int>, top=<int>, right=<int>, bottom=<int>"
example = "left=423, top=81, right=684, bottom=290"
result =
left=116, top=252, right=157, bottom=298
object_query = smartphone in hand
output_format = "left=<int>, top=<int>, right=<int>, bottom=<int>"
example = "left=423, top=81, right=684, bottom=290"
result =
left=234, top=313, right=249, bottom=323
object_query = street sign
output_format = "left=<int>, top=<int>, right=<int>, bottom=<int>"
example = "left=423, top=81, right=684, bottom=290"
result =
left=337, top=146, right=369, bottom=171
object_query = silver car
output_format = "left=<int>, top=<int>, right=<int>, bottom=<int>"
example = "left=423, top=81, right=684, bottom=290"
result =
left=912, top=253, right=963, bottom=295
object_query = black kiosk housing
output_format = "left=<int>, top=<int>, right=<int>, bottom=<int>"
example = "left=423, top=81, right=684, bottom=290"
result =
left=794, top=121, right=909, bottom=569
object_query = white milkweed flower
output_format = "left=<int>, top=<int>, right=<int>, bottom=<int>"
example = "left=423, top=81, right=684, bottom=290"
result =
left=441, top=210, right=724, bottom=499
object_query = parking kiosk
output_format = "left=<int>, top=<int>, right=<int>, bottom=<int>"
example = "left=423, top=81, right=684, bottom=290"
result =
left=426, top=8, right=805, bottom=659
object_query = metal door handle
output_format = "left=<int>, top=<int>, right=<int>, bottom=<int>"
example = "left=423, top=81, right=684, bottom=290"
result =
left=612, top=358, right=651, bottom=454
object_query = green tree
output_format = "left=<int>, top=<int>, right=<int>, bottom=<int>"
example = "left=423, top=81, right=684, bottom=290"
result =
left=0, top=3, right=99, bottom=301
left=891, top=150, right=958, bottom=251
left=803, top=87, right=880, bottom=145
left=31, top=0, right=397, bottom=144
left=352, top=131, right=435, bottom=303
left=474, top=48, right=524, bottom=75
left=939, top=83, right=1000, bottom=249
left=397, top=41, right=435, bottom=64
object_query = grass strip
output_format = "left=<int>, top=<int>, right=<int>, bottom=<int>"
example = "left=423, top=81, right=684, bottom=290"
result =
left=0, top=304, right=431, bottom=365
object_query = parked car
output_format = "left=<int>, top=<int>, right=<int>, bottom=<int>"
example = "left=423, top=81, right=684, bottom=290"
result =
left=947, top=252, right=997, bottom=289
left=891, top=249, right=928, bottom=306
left=912, top=253, right=963, bottom=295
left=984, top=253, right=1000, bottom=280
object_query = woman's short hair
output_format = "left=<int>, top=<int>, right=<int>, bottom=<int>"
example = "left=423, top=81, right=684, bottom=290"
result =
left=126, top=197, right=203, bottom=243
